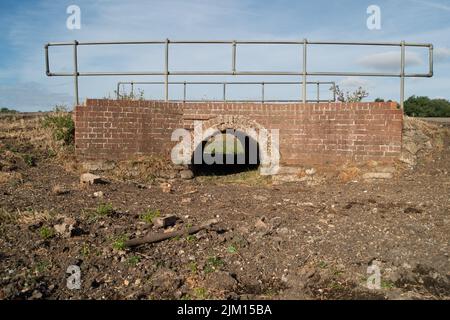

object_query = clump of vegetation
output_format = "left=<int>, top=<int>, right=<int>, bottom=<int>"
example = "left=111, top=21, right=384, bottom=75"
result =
left=204, top=256, right=224, bottom=273
left=112, top=234, right=129, bottom=250
left=193, top=287, right=208, bottom=299
left=38, top=226, right=55, bottom=240
left=330, top=85, right=369, bottom=102
left=115, top=88, right=146, bottom=101
left=127, top=255, right=141, bottom=266
left=96, top=203, right=115, bottom=216
left=140, top=209, right=160, bottom=224
left=41, top=106, right=74, bottom=145
left=22, top=154, right=36, bottom=166
left=227, top=245, right=238, bottom=253
left=404, top=95, right=450, bottom=117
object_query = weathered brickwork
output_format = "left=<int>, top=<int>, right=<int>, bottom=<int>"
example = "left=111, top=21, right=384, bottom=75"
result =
left=75, top=99, right=403, bottom=166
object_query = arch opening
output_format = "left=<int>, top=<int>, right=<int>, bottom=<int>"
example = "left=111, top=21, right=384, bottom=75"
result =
left=190, top=130, right=260, bottom=176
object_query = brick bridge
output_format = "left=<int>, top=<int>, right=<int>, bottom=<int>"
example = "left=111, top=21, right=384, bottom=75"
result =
left=74, top=99, right=402, bottom=173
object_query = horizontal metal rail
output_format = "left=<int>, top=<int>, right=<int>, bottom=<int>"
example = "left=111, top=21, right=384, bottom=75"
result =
left=45, top=39, right=434, bottom=109
left=116, top=81, right=336, bottom=103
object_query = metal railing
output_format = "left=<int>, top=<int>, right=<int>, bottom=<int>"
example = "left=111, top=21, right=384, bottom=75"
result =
left=116, top=81, right=336, bottom=103
left=45, top=39, right=434, bottom=108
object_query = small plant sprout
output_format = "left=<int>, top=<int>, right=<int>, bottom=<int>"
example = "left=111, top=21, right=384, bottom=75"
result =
left=140, top=209, right=160, bottom=224
left=127, top=255, right=141, bottom=266
left=96, top=203, right=114, bottom=216
left=39, top=226, right=55, bottom=240
left=227, top=245, right=238, bottom=253
left=112, top=234, right=129, bottom=250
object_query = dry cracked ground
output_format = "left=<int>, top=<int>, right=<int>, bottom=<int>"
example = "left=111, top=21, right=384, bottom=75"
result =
left=0, top=114, right=449, bottom=300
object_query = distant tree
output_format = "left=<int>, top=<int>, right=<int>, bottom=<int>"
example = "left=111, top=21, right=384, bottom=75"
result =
left=0, top=107, right=18, bottom=113
left=374, top=98, right=384, bottom=102
left=330, top=85, right=369, bottom=102
left=404, top=96, right=450, bottom=117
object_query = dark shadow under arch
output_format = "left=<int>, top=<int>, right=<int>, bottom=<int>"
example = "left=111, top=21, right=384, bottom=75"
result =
left=190, top=130, right=260, bottom=176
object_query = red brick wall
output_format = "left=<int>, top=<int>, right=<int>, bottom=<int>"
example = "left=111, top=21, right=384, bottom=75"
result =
left=75, top=99, right=403, bottom=165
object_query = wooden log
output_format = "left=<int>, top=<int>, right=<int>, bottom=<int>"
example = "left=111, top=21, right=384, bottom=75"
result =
left=124, top=218, right=219, bottom=247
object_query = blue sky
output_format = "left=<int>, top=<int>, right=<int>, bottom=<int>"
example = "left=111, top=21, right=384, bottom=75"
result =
left=0, top=0, right=449, bottom=111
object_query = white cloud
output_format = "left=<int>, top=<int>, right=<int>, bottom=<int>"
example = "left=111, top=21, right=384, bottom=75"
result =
left=357, top=51, right=423, bottom=71
left=338, top=77, right=372, bottom=88
left=434, top=47, right=450, bottom=63
left=408, top=0, right=450, bottom=12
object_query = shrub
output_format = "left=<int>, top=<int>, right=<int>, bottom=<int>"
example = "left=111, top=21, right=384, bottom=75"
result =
left=330, top=85, right=369, bottom=102
left=404, top=95, right=450, bottom=117
left=41, top=106, right=75, bottom=145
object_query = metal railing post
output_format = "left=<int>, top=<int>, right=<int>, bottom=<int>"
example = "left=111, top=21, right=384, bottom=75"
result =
left=232, top=41, right=237, bottom=75
left=400, top=41, right=405, bottom=109
left=73, top=40, right=79, bottom=105
left=223, top=83, right=226, bottom=102
left=183, top=81, right=187, bottom=102
left=316, top=82, right=320, bottom=103
left=429, top=44, right=434, bottom=77
left=261, top=82, right=265, bottom=103
left=302, top=39, right=307, bottom=103
left=45, top=44, right=50, bottom=76
left=116, top=82, right=121, bottom=99
left=131, top=81, right=134, bottom=98
left=164, top=38, right=169, bottom=102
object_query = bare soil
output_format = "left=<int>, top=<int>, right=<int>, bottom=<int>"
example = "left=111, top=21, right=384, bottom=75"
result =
left=0, top=115, right=449, bottom=300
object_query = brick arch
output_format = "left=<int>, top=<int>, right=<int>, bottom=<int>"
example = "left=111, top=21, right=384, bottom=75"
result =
left=189, top=115, right=278, bottom=173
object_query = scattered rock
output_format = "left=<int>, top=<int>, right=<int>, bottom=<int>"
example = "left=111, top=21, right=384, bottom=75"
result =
left=305, top=168, right=316, bottom=175
left=52, top=185, right=68, bottom=195
left=153, top=215, right=178, bottom=228
left=205, top=271, right=238, bottom=292
left=151, top=269, right=181, bottom=294
left=362, top=172, right=393, bottom=180
left=160, top=182, right=173, bottom=193
left=180, top=169, right=194, bottom=180
left=255, top=217, right=268, bottom=230
left=253, top=195, right=268, bottom=201
left=93, top=191, right=104, bottom=198
left=54, top=217, right=80, bottom=238
left=181, top=197, right=192, bottom=204
left=159, top=169, right=178, bottom=179
left=80, top=173, right=103, bottom=185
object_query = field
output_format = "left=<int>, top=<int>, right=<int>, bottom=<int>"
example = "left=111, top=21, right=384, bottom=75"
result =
left=0, top=113, right=449, bottom=300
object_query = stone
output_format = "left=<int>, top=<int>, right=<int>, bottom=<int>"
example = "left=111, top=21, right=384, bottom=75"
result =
left=255, top=217, right=268, bottom=230
left=204, top=271, right=238, bottom=292
left=159, top=169, right=178, bottom=179
left=93, top=191, right=104, bottom=198
left=399, top=153, right=416, bottom=166
left=305, top=168, right=316, bottom=175
left=151, top=268, right=181, bottom=293
left=181, top=197, right=192, bottom=203
left=253, top=195, right=268, bottom=201
left=54, top=217, right=78, bottom=238
left=160, top=182, right=172, bottom=193
left=180, top=169, right=194, bottom=180
left=362, top=172, right=393, bottom=180
left=153, top=215, right=178, bottom=228
left=80, top=173, right=102, bottom=185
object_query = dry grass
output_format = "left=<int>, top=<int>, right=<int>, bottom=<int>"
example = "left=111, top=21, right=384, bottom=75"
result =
left=108, top=155, right=172, bottom=182
left=196, top=169, right=271, bottom=186
left=0, top=208, right=55, bottom=225
left=338, top=166, right=360, bottom=183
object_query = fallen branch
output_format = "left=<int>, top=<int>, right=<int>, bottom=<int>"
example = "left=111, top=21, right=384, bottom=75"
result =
left=124, top=218, right=219, bottom=247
